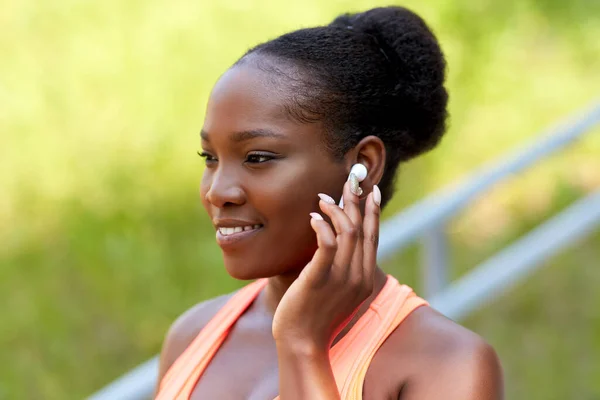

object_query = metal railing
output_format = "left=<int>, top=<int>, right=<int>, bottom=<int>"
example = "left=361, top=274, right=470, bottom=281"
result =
left=89, top=101, right=600, bottom=400
left=377, top=101, right=600, bottom=297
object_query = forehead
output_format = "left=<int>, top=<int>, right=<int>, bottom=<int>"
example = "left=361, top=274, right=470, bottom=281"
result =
left=202, top=63, right=315, bottom=142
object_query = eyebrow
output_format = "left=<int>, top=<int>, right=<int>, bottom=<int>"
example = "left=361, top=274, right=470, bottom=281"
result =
left=200, top=128, right=285, bottom=143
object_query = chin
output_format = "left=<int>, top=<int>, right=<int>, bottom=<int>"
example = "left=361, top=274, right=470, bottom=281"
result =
left=222, top=257, right=271, bottom=281
left=223, top=256, right=310, bottom=282
left=220, top=240, right=316, bottom=281
left=225, top=266, right=264, bottom=281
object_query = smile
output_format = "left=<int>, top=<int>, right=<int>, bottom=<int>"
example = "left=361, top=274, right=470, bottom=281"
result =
left=216, top=224, right=263, bottom=248
left=218, top=224, right=262, bottom=236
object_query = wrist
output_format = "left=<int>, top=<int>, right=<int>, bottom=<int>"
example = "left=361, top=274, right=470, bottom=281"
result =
left=275, top=336, right=330, bottom=360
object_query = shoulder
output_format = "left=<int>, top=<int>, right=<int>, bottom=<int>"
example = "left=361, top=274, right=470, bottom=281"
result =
left=157, top=292, right=234, bottom=383
left=384, top=306, right=504, bottom=399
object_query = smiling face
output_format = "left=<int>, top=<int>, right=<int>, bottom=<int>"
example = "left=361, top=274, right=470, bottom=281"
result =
left=199, top=60, right=348, bottom=280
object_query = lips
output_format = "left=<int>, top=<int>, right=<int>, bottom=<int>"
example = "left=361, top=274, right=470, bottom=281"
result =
left=215, top=224, right=263, bottom=249
left=218, top=224, right=262, bottom=236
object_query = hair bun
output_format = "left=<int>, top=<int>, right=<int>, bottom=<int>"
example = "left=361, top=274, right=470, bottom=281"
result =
left=242, top=6, right=449, bottom=206
left=331, top=7, right=445, bottom=94
left=330, top=6, right=448, bottom=162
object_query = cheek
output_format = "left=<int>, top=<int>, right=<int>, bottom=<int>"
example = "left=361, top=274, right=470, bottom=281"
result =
left=255, top=167, right=327, bottom=241
left=272, top=187, right=317, bottom=224
left=257, top=165, right=341, bottom=268
left=199, top=172, right=210, bottom=208
left=259, top=180, right=319, bottom=265
left=258, top=167, right=318, bottom=214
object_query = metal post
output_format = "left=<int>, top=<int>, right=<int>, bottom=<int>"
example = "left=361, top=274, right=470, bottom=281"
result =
left=430, top=189, right=600, bottom=321
left=421, top=226, right=449, bottom=298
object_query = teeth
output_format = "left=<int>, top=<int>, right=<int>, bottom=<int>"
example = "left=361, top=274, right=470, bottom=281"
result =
left=219, top=225, right=262, bottom=236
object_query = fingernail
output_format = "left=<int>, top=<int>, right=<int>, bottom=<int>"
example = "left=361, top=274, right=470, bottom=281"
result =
left=318, top=193, right=335, bottom=204
left=373, top=185, right=381, bottom=206
left=310, top=212, right=323, bottom=220
left=349, top=173, right=363, bottom=196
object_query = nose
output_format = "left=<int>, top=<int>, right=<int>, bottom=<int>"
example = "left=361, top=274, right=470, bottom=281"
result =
left=203, top=167, right=246, bottom=208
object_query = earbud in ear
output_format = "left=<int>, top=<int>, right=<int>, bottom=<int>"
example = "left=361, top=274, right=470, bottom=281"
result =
left=339, top=163, right=368, bottom=208
left=350, top=163, right=368, bottom=182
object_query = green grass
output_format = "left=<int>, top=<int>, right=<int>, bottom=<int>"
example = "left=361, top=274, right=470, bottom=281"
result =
left=1, top=0, right=599, bottom=399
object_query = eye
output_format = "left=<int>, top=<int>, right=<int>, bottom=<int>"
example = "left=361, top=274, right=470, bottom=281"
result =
left=246, top=152, right=275, bottom=164
left=197, top=151, right=217, bottom=165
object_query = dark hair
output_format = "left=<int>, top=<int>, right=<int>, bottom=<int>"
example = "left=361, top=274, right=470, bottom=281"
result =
left=237, top=6, right=448, bottom=208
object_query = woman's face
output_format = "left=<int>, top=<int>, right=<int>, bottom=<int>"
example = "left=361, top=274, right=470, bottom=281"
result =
left=200, top=62, right=347, bottom=280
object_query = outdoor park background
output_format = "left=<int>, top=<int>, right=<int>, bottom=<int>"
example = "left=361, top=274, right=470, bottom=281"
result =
left=1, top=0, right=599, bottom=399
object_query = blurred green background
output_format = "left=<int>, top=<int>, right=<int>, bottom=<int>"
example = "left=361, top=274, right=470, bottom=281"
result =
left=1, top=0, right=599, bottom=399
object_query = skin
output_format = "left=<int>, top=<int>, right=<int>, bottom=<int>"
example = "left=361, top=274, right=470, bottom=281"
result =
left=157, top=59, right=504, bottom=399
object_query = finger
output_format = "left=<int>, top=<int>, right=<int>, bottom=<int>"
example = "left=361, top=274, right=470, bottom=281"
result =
left=341, top=177, right=364, bottom=276
left=362, top=185, right=381, bottom=282
left=303, top=212, right=337, bottom=282
left=341, top=176, right=364, bottom=234
left=318, top=197, right=358, bottom=275
left=317, top=194, right=353, bottom=235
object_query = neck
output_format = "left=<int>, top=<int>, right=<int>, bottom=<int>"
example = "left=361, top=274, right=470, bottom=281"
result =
left=259, top=267, right=389, bottom=345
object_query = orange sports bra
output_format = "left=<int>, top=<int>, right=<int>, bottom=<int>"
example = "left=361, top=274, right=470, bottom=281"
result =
left=156, top=275, right=427, bottom=400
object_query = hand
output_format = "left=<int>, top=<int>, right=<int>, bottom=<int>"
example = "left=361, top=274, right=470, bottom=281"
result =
left=272, top=179, right=381, bottom=352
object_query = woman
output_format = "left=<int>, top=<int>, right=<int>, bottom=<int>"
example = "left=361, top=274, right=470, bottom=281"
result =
left=156, top=6, right=503, bottom=400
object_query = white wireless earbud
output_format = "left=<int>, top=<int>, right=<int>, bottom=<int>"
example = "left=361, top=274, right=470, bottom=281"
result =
left=339, top=163, right=368, bottom=208
left=350, top=163, right=368, bottom=182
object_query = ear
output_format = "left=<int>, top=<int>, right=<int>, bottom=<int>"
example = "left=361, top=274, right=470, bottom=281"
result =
left=345, top=135, right=386, bottom=192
